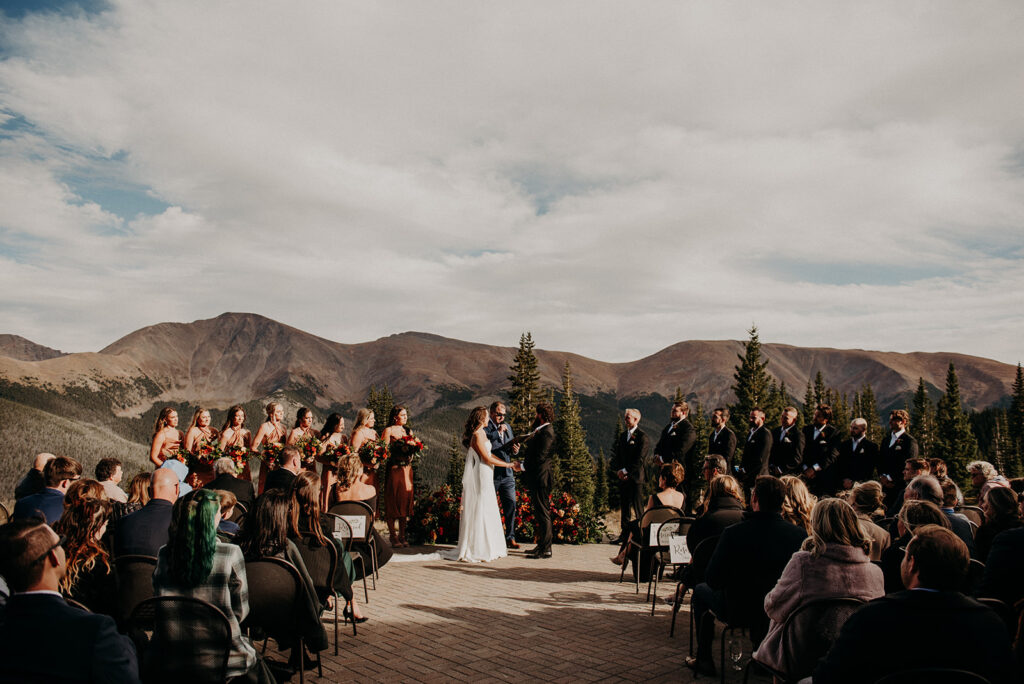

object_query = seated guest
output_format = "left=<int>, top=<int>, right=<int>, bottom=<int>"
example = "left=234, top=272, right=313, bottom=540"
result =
left=64, top=478, right=107, bottom=509
left=979, top=521, right=1024, bottom=608
left=53, top=498, right=117, bottom=616
left=123, top=472, right=151, bottom=516
left=13, top=452, right=55, bottom=500
left=160, top=458, right=193, bottom=498
left=702, top=454, right=729, bottom=484
left=813, top=525, right=1016, bottom=684
left=289, top=470, right=367, bottom=622
left=238, top=490, right=328, bottom=672
left=969, top=460, right=1011, bottom=503
left=0, top=519, right=139, bottom=682
left=152, top=489, right=273, bottom=683
left=263, top=445, right=302, bottom=493
left=780, top=475, right=815, bottom=533
left=975, top=486, right=1022, bottom=563
left=938, top=477, right=971, bottom=527
left=207, top=457, right=256, bottom=512
left=685, top=476, right=807, bottom=677
left=330, top=452, right=393, bottom=573
left=215, top=490, right=241, bottom=539
left=930, top=458, right=963, bottom=505
left=95, top=458, right=128, bottom=504
left=885, top=457, right=930, bottom=517
left=905, top=474, right=974, bottom=557
left=610, top=462, right=686, bottom=568
left=13, top=455, right=82, bottom=524
left=672, top=474, right=745, bottom=600
left=879, top=500, right=950, bottom=593
left=113, top=468, right=179, bottom=557
left=754, top=498, right=884, bottom=678
left=848, top=481, right=890, bottom=561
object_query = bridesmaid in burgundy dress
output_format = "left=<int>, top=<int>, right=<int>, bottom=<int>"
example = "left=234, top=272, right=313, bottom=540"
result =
left=317, top=413, right=347, bottom=509
left=149, top=407, right=184, bottom=468
left=382, top=405, right=414, bottom=548
left=251, top=402, right=286, bottom=495
left=184, top=407, right=219, bottom=488
left=219, top=405, right=253, bottom=481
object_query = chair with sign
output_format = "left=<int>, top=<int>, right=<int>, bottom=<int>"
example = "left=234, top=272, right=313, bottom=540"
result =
left=649, top=516, right=695, bottom=613
left=328, top=500, right=378, bottom=588
left=669, top=534, right=721, bottom=639
left=323, top=511, right=371, bottom=600
left=618, top=505, right=685, bottom=594
left=293, top=527, right=357, bottom=655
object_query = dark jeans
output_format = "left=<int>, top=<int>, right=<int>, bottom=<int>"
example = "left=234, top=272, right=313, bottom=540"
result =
left=692, top=582, right=727, bottom=662
left=495, top=475, right=517, bottom=542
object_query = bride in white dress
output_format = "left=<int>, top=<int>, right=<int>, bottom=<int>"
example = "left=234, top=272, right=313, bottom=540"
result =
left=444, top=406, right=519, bottom=563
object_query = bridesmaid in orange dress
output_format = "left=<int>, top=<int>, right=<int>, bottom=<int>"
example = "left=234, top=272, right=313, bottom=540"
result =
left=251, top=402, right=286, bottom=495
left=218, top=405, right=253, bottom=481
left=349, top=408, right=379, bottom=494
left=184, top=407, right=219, bottom=488
left=149, top=407, right=184, bottom=468
left=382, top=405, right=413, bottom=548
left=287, top=406, right=317, bottom=464
left=317, top=413, right=347, bottom=509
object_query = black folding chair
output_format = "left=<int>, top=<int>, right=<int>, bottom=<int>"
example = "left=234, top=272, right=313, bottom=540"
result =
left=294, top=530, right=356, bottom=656
left=669, top=534, right=720, bottom=640
left=964, top=558, right=985, bottom=596
left=323, top=513, right=370, bottom=603
left=243, top=557, right=322, bottom=683
left=957, top=506, right=984, bottom=528
left=976, top=597, right=1015, bottom=633
left=649, top=516, right=695, bottom=613
left=618, top=505, right=685, bottom=594
left=0, top=501, right=9, bottom=524
left=328, top=501, right=379, bottom=586
left=873, top=668, right=991, bottom=683
left=114, top=554, right=158, bottom=629
left=128, top=596, right=234, bottom=684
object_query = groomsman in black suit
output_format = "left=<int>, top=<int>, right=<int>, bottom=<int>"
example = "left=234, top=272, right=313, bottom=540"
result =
left=837, top=417, right=880, bottom=490
left=523, top=403, right=556, bottom=559
left=878, top=409, right=919, bottom=508
left=739, top=408, right=773, bottom=492
left=654, top=401, right=698, bottom=512
left=707, top=407, right=737, bottom=470
left=612, top=408, right=651, bottom=540
left=769, top=406, right=805, bottom=476
left=801, top=404, right=840, bottom=496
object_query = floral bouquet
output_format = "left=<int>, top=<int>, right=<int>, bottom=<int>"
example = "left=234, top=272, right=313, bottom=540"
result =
left=223, top=444, right=250, bottom=475
left=296, top=436, right=323, bottom=469
left=189, top=440, right=222, bottom=467
left=358, top=438, right=389, bottom=472
left=170, top=446, right=190, bottom=465
left=407, top=485, right=461, bottom=544
left=388, top=434, right=425, bottom=467
left=325, top=442, right=352, bottom=469
left=260, top=442, right=285, bottom=471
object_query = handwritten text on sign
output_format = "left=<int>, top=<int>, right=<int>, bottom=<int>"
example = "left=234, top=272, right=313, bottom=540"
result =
left=332, top=515, right=366, bottom=539
left=669, top=535, right=691, bottom=564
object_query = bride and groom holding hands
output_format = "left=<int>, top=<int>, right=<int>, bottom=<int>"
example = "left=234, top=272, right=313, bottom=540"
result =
left=443, top=401, right=556, bottom=562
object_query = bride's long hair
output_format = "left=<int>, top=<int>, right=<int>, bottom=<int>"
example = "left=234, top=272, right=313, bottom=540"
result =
left=461, top=406, right=488, bottom=448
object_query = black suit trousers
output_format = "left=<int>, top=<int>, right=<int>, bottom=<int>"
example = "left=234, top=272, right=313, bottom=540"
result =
left=618, top=478, right=643, bottom=528
left=530, top=470, right=553, bottom=552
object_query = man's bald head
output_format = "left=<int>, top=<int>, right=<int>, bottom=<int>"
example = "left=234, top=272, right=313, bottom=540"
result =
left=150, top=467, right=180, bottom=502
left=32, top=452, right=56, bottom=471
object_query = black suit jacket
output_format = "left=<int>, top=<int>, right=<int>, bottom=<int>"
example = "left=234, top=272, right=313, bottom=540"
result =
left=264, top=467, right=297, bottom=494
left=768, top=426, right=805, bottom=476
left=835, top=437, right=879, bottom=484
left=739, top=426, right=773, bottom=489
left=112, top=499, right=173, bottom=558
left=14, top=468, right=45, bottom=500
left=206, top=473, right=255, bottom=511
left=0, top=593, right=139, bottom=683
left=612, top=428, right=650, bottom=486
left=877, top=431, right=919, bottom=484
left=654, top=419, right=697, bottom=467
left=707, top=427, right=737, bottom=468
left=802, top=423, right=840, bottom=493
left=523, top=424, right=556, bottom=489
left=813, top=590, right=1016, bottom=684
left=979, top=527, right=1024, bottom=607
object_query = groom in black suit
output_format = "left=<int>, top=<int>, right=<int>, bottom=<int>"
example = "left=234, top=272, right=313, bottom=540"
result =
left=523, top=403, right=556, bottom=559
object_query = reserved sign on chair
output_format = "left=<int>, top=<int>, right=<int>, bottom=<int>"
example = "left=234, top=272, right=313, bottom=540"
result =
left=668, top=535, right=691, bottom=564
left=332, top=515, right=366, bottom=539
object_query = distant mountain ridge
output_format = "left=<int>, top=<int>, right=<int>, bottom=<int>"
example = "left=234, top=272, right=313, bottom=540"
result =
left=0, top=312, right=1016, bottom=415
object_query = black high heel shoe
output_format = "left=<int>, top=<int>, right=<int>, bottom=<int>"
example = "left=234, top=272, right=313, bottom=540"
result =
left=343, top=606, right=369, bottom=624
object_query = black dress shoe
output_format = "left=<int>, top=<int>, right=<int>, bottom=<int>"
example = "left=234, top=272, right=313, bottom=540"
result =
left=527, top=549, right=552, bottom=559
left=683, top=656, right=716, bottom=676
left=506, top=539, right=520, bottom=549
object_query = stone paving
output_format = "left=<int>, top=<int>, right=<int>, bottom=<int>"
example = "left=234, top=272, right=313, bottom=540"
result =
left=265, top=541, right=770, bottom=683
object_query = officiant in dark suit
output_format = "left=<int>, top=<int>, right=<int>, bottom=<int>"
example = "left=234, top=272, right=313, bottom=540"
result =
left=769, top=406, right=805, bottom=476
left=801, top=405, right=840, bottom=496
left=878, top=409, right=919, bottom=508
left=612, top=408, right=651, bottom=541
left=523, top=403, right=556, bottom=559
left=486, top=401, right=519, bottom=549
left=654, top=401, right=698, bottom=512
left=707, top=407, right=737, bottom=469
left=739, top=408, right=772, bottom=493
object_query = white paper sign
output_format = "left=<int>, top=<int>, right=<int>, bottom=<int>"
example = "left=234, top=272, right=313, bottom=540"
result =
left=649, top=522, right=665, bottom=545
left=332, top=515, right=366, bottom=539
left=669, top=535, right=691, bottom=564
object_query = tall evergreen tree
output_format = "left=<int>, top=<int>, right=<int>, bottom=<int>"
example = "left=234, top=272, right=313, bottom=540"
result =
left=507, top=332, right=541, bottom=437
left=729, top=325, right=773, bottom=435
left=1009, top=363, right=1024, bottom=467
left=801, top=380, right=815, bottom=426
left=688, top=401, right=711, bottom=507
left=446, top=434, right=464, bottom=497
left=367, top=384, right=394, bottom=426
left=555, top=362, right=594, bottom=511
left=674, top=386, right=685, bottom=403
left=763, top=379, right=788, bottom=428
left=910, top=378, right=937, bottom=460
left=859, top=383, right=882, bottom=443
left=814, top=371, right=827, bottom=407
left=933, top=363, right=979, bottom=484
left=607, top=415, right=624, bottom=511
left=593, top=448, right=610, bottom=515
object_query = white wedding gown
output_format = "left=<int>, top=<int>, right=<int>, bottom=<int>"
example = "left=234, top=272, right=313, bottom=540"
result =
left=442, top=440, right=508, bottom=563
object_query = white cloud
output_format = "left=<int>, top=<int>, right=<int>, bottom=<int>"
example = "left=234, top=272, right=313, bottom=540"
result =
left=0, top=1, right=1022, bottom=366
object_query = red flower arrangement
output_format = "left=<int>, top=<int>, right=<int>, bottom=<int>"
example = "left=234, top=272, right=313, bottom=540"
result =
left=189, top=440, right=222, bottom=467
left=260, top=442, right=285, bottom=471
left=296, top=436, right=322, bottom=468
left=389, top=434, right=425, bottom=466
left=222, top=444, right=250, bottom=475
left=358, top=438, right=389, bottom=472
left=407, top=484, right=461, bottom=544
left=324, top=442, right=352, bottom=469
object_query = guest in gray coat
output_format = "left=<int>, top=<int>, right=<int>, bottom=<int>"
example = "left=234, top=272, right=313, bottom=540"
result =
left=753, top=498, right=884, bottom=679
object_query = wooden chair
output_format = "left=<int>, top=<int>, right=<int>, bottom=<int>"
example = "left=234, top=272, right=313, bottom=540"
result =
left=328, top=501, right=379, bottom=587
left=618, top=505, right=685, bottom=594
left=114, top=554, right=158, bottom=629
left=649, top=516, right=695, bottom=613
left=128, top=596, right=234, bottom=684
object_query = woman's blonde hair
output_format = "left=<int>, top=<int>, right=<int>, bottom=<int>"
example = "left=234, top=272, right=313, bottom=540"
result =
left=780, top=475, right=816, bottom=533
left=335, top=452, right=364, bottom=491
left=851, top=480, right=885, bottom=517
left=353, top=408, right=374, bottom=431
left=703, top=474, right=745, bottom=513
left=801, top=498, right=870, bottom=557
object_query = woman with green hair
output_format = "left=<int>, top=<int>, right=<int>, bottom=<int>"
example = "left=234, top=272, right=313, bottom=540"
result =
left=152, top=489, right=268, bottom=682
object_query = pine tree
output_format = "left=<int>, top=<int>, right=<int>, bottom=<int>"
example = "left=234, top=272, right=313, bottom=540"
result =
left=593, top=448, right=610, bottom=514
left=607, top=416, right=624, bottom=511
left=1009, top=363, right=1024, bottom=469
left=674, top=386, right=685, bottom=403
left=802, top=381, right=815, bottom=427
left=367, top=384, right=394, bottom=426
left=859, top=383, right=882, bottom=443
left=507, top=332, right=541, bottom=437
left=830, top=391, right=850, bottom=438
left=555, top=362, right=595, bottom=511
left=910, top=378, right=937, bottom=460
left=763, top=379, right=788, bottom=428
left=933, top=363, right=979, bottom=484
left=814, top=371, right=826, bottom=407
left=729, top=325, right=773, bottom=435
left=446, top=434, right=464, bottom=498
left=688, top=401, right=711, bottom=508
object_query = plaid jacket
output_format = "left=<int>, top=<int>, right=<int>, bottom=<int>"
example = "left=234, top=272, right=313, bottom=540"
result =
left=153, top=542, right=257, bottom=678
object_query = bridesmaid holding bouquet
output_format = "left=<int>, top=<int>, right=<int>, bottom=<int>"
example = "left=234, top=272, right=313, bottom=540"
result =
left=251, top=402, right=286, bottom=495
left=219, top=405, right=253, bottom=481
left=317, top=413, right=347, bottom=508
left=149, top=407, right=184, bottom=468
left=349, top=409, right=379, bottom=491
left=184, top=407, right=219, bottom=488
left=382, top=405, right=414, bottom=548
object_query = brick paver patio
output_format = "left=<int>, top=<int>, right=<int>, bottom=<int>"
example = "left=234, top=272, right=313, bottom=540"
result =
left=266, top=541, right=770, bottom=683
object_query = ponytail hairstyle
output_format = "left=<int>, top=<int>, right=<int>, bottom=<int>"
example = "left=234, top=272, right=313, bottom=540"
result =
left=265, top=402, right=282, bottom=421
left=166, top=489, right=220, bottom=588
left=152, top=407, right=177, bottom=439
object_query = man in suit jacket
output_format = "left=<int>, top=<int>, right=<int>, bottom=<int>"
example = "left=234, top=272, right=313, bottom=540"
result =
left=653, top=401, right=698, bottom=512
left=485, top=401, right=519, bottom=548
left=13, top=452, right=55, bottom=500
left=206, top=457, right=256, bottom=513
left=12, top=456, right=82, bottom=524
left=0, top=519, right=140, bottom=682
left=769, top=406, right=805, bottom=477
left=112, top=468, right=179, bottom=557
left=878, top=409, right=919, bottom=508
left=813, top=525, right=1015, bottom=684
left=263, top=445, right=301, bottom=493
left=837, top=418, right=879, bottom=489
left=686, top=476, right=806, bottom=676
left=739, top=408, right=773, bottom=493
left=707, top=407, right=737, bottom=469
left=612, top=408, right=651, bottom=539
left=800, top=404, right=841, bottom=496
left=522, top=403, right=556, bottom=559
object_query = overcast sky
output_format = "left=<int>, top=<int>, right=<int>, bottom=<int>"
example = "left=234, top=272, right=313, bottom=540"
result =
left=1, top=1, right=1022, bottom=364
